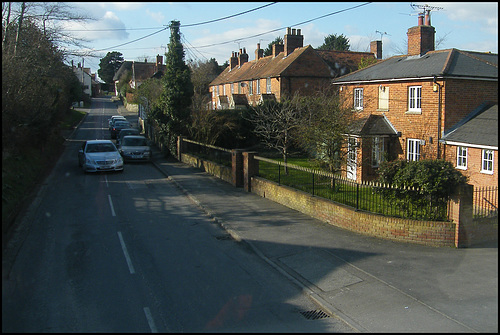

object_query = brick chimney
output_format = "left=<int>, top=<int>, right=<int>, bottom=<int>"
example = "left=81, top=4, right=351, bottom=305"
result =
left=284, top=27, right=304, bottom=56
left=238, top=48, right=249, bottom=67
left=229, top=51, right=238, bottom=70
left=156, top=54, right=163, bottom=66
left=407, top=12, right=435, bottom=56
left=272, top=43, right=284, bottom=57
left=370, top=40, right=382, bottom=59
left=255, top=43, right=264, bottom=60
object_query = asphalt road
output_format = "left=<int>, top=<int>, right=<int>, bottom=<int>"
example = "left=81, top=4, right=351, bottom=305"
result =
left=2, top=97, right=354, bottom=332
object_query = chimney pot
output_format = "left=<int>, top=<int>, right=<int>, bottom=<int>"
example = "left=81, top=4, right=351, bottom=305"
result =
left=418, top=13, right=424, bottom=26
left=424, top=11, right=431, bottom=25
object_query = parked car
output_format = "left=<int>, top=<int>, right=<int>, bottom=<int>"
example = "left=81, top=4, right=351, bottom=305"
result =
left=119, top=135, right=152, bottom=162
left=110, top=120, right=132, bottom=139
left=116, top=128, right=140, bottom=146
left=108, top=115, right=126, bottom=130
left=78, top=140, right=124, bottom=172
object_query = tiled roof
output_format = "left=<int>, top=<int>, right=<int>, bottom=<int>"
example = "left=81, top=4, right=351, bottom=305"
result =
left=440, top=103, right=498, bottom=149
left=332, top=49, right=498, bottom=83
left=349, top=114, right=398, bottom=136
left=210, top=45, right=333, bottom=86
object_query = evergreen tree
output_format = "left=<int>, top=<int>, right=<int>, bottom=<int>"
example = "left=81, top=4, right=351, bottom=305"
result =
left=154, top=20, right=194, bottom=155
left=263, top=36, right=283, bottom=57
left=98, top=51, right=124, bottom=84
left=318, top=33, right=350, bottom=51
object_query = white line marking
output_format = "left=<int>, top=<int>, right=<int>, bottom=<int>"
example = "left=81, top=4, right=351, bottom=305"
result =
left=117, top=231, right=135, bottom=274
left=143, top=307, right=158, bottom=333
left=105, top=174, right=109, bottom=187
left=108, top=195, right=116, bottom=216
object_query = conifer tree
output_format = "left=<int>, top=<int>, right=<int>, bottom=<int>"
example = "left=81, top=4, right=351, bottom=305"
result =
left=154, top=20, right=194, bottom=155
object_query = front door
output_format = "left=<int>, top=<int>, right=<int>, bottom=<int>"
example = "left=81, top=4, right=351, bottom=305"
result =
left=347, top=138, right=357, bottom=181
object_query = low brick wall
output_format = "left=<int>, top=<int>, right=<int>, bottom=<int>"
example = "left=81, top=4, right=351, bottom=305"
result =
left=181, top=153, right=233, bottom=185
left=251, top=176, right=457, bottom=247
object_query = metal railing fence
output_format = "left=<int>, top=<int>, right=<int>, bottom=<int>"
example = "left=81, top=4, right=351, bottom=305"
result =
left=255, top=156, right=449, bottom=221
left=473, top=186, right=498, bottom=218
left=183, top=139, right=232, bottom=167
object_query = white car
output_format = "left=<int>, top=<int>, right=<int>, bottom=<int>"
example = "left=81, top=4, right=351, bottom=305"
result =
left=119, top=136, right=152, bottom=162
left=78, top=140, right=124, bottom=172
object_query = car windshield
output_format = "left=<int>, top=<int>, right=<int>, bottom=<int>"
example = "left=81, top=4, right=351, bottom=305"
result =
left=115, top=122, right=130, bottom=128
left=122, top=137, right=148, bottom=146
left=86, top=143, right=116, bottom=153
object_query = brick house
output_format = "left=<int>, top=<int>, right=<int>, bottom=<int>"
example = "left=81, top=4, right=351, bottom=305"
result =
left=440, top=103, right=498, bottom=189
left=208, top=27, right=376, bottom=110
left=113, top=55, right=166, bottom=96
left=331, top=13, right=498, bottom=183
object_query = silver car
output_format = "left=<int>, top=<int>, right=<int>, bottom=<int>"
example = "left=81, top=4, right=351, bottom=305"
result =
left=116, top=128, right=140, bottom=146
left=78, top=140, right=124, bottom=172
left=119, top=136, right=152, bottom=162
left=108, top=115, right=126, bottom=130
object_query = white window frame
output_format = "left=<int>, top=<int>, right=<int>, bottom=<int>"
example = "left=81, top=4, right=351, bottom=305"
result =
left=481, top=149, right=494, bottom=174
left=266, top=77, right=272, bottom=93
left=456, top=146, right=468, bottom=170
left=408, top=86, right=422, bottom=113
left=354, top=88, right=364, bottom=110
left=407, top=138, right=421, bottom=162
left=371, top=137, right=385, bottom=167
left=256, top=79, right=260, bottom=94
left=222, top=84, right=226, bottom=96
left=248, top=80, right=253, bottom=95
left=378, top=86, right=389, bottom=110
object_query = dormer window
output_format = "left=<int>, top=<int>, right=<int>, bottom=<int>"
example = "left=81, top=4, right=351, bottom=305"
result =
left=354, top=88, right=364, bottom=110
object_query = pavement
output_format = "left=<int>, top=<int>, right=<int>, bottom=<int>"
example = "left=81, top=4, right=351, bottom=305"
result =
left=149, top=146, right=498, bottom=333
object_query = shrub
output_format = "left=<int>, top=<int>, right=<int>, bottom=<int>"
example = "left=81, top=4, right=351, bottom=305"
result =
left=376, top=159, right=468, bottom=220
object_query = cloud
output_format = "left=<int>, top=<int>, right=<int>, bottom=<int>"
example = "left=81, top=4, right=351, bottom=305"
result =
left=146, top=9, right=165, bottom=24
left=63, top=11, right=129, bottom=41
left=437, top=2, right=498, bottom=35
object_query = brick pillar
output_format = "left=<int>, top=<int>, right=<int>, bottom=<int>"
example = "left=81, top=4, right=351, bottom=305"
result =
left=448, top=184, right=474, bottom=248
left=243, top=152, right=258, bottom=192
left=177, top=136, right=184, bottom=162
left=232, top=149, right=243, bottom=187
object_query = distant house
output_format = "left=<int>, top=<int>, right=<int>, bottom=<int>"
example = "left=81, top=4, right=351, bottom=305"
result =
left=73, top=63, right=92, bottom=97
left=331, top=12, right=498, bottom=183
left=209, top=27, right=376, bottom=110
left=440, top=103, right=498, bottom=189
left=113, top=55, right=166, bottom=96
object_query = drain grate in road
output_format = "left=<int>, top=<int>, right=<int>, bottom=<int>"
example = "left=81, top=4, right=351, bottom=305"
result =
left=300, top=309, right=331, bottom=320
left=215, top=234, right=233, bottom=240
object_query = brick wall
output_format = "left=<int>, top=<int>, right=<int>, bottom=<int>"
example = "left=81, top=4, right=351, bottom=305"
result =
left=443, top=79, right=498, bottom=131
left=250, top=176, right=457, bottom=247
left=443, top=144, right=498, bottom=189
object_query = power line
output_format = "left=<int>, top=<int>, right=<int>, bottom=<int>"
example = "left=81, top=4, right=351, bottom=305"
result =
left=62, top=2, right=277, bottom=32
left=181, top=2, right=277, bottom=28
left=193, top=2, right=372, bottom=49
left=72, top=2, right=278, bottom=53
left=91, top=27, right=168, bottom=52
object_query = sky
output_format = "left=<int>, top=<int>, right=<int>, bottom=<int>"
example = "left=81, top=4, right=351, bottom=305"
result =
left=63, top=2, right=498, bottom=82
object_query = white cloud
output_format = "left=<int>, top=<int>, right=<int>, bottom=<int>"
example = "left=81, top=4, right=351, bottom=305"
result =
left=146, top=9, right=165, bottom=24
left=63, top=11, right=129, bottom=42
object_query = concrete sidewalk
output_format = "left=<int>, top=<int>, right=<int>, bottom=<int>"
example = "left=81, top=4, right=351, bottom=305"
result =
left=150, top=148, right=498, bottom=333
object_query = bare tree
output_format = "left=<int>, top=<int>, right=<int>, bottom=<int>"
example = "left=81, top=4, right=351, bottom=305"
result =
left=2, top=2, right=95, bottom=58
left=247, top=95, right=303, bottom=171
left=293, top=87, right=354, bottom=175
